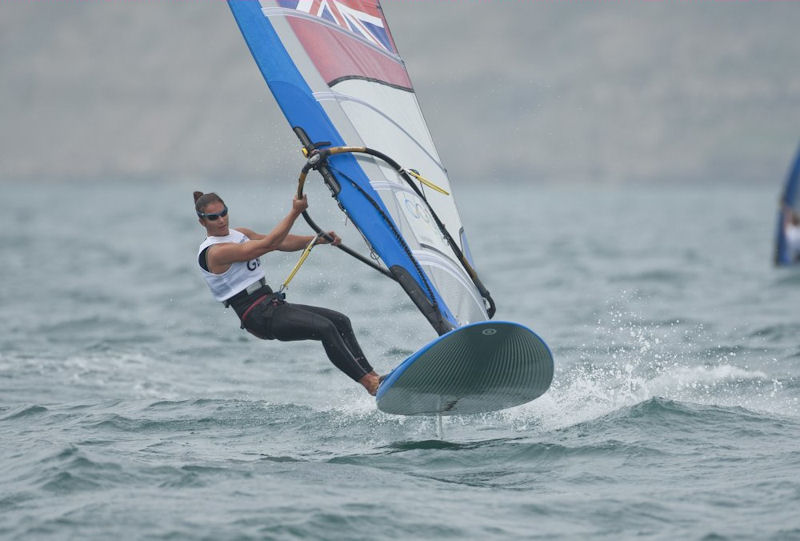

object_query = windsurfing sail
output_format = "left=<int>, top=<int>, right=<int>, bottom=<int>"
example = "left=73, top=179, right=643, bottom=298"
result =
left=775, top=142, right=800, bottom=266
left=227, top=0, right=493, bottom=335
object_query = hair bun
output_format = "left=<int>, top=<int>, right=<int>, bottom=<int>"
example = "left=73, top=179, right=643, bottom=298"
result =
left=193, top=191, right=204, bottom=203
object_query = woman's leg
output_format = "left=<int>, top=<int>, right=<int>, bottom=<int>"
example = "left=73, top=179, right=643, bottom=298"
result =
left=269, top=303, right=376, bottom=388
left=292, top=304, right=368, bottom=362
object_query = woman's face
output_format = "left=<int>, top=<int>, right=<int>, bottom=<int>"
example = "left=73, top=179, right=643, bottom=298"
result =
left=198, top=201, right=229, bottom=234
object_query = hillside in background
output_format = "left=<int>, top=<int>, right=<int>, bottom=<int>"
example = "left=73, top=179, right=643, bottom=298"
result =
left=2, top=1, right=799, bottom=185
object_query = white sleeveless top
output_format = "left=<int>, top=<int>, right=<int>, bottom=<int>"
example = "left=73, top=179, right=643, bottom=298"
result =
left=198, top=229, right=266, bottom=302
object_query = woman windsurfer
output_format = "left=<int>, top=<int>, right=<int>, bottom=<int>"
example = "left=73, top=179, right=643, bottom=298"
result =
left=194, top=191, right=381, bottom=395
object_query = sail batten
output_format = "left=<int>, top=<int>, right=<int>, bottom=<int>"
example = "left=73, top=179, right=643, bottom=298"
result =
left=313, top=91, right=447, bottom=169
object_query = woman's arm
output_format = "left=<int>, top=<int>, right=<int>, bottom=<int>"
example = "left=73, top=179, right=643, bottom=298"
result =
left=276, top=231, right=342, bottom=252
left=206, top=196, right=308, bottom=272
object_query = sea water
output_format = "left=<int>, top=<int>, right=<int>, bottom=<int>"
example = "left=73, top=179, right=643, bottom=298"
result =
left=1, top=180, right=799, bottom=540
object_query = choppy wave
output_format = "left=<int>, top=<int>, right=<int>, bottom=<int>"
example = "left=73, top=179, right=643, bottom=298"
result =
left=3, top=182, right=800, bottom=539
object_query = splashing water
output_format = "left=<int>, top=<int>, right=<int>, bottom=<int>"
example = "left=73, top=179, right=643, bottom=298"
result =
left=527, top=292, right=799, bottom=432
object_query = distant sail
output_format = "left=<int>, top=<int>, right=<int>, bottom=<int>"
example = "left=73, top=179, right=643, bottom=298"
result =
left=775, top=143, right=800, bottom=266
left=228, top=0, right=494, bottom=334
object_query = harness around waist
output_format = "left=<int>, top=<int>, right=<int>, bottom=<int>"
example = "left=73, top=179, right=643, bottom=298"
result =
left=224, top=278, right=269, bottom=309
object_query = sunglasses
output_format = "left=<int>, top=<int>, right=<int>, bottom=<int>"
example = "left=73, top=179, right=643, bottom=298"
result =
left=197, top=206, right=228, bottom=221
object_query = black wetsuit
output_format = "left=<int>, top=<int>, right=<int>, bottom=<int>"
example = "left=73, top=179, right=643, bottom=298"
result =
left=225, top=282, right=374, bottom=382
left=198, top=245, right=374, bottom=381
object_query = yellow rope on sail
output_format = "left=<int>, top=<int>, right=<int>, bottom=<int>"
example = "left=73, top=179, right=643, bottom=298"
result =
left=279, top=233, right=323, bottom=293
left=404, top=168, right=449, bottom=196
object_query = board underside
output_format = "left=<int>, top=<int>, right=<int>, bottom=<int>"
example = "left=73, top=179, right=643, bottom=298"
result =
left=376, top=321, right=554, bottom=416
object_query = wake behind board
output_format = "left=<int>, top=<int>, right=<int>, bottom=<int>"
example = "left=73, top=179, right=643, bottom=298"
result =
left=376, top=321, right=553, bottom=416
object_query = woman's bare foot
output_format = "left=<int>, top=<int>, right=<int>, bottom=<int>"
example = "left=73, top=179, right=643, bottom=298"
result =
left=358, top=373, right=381, bottom=396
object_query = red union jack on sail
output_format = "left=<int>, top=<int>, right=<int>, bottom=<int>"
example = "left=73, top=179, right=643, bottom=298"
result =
left=286, top=0, right=396, bottom=53
left=277, top=0, right=412, bottom=89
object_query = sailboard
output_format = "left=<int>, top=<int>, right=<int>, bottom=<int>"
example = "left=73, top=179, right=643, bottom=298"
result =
left=227, top=0, right=554, bottom=415
left=775, top=142, right=800, bottom=266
